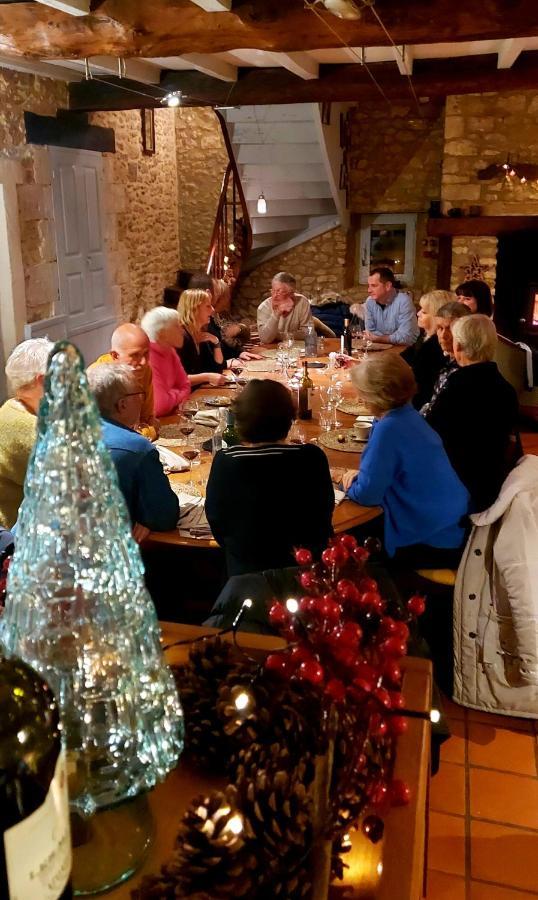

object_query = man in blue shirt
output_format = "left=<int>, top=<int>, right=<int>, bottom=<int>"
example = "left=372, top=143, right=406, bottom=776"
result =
left=88, top=363, right=179, bottom=542
left=364, top=267, right=419, bottom=345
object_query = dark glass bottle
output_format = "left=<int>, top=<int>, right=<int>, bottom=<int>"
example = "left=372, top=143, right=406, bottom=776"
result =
left=222, top=409, right=239, bottom=447
left=298, top=361, right=313, bottom=421
left=0, top=651, right=72, bottom=900
left=343, top=317, right=353, bottom=355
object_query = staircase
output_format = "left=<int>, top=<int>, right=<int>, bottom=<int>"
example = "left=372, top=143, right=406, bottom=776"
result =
left=221, top=103, right=350, bottom=271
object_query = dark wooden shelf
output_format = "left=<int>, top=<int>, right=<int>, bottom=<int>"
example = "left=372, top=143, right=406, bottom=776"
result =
left=427, top=216, right=538, bottom=237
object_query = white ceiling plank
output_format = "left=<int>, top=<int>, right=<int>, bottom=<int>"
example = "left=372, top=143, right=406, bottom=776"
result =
left=497, top=38, right=527, bottom=69
left=176, top=53, right=237, bottom=82
left=35, top=0, right=90, bottom=15
left=188, top=0, right=231, bottom=10
left=393, top=45, right=414, bottom=75
left=52, top=56, right=161, bottom=84
left=0, top=54, right=83, bottom=82
left=267, top=52, right=319, bottom=80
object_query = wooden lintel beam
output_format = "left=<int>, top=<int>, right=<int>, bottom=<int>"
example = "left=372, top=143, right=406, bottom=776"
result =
left=68, top=52, right=538, bottom=112
left=6, top=0, right=538, bottom=60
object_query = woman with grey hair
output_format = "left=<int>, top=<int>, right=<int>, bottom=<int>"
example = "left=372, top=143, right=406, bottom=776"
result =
left=341, top=352, right=469, bottom=567
left=426, top=315, right=521, bottom=511
left=140, top=306, right=191, bottom=416
left=0, top=337, right=53, bottom=527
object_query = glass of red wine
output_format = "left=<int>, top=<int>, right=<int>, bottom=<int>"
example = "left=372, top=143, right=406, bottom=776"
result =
left=231, top=362, right=244, bottom=385
left=178, top=416, right=195, bottom=439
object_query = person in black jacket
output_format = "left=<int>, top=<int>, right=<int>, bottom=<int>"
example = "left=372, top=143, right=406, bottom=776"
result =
left=177, top=289, right=227, bottom=387
left=425, top=315, right=522, bottom=512
left=402, top=290, right=457, bottom=409
left=205, top=379, right=335, bottom=576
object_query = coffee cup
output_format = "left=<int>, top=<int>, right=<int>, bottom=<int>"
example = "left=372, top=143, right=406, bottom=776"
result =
left=354, top=422, right=372, bottom=441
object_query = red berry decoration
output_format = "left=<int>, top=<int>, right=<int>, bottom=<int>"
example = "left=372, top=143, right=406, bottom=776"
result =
left=265, top=653, right=289, bottom=676
left=300, top=571, right=317, bottom=591
left=362, top=815, right=385, bottom=844
left=360, top=590, right=383, bottom=611
left=393, top=621, right=410, bottom=642
left=390, top=779, right=411, bottom=806
left=383, top=660, right=402, bottom=685
left=336, top=578, right=360, bottom=604
left=289, top=645, right=313, bottom=666
left=325, top=678, right=346, bottom=703
left=408, top=594, right=426, bottom=617
left=390, top=715, right=408, bottom=736
left=299, top=595, right=317, bottom=615
left=374, top=686, right=392, bottom=708
left=388, top=690, right=405, bottom=709
left=358, top=576, right=378, bottom=593
left=298, top=659, right=325, bottom=685
left=295, top=547, right=313, bottom=566
left=268, top=602, right=288, bottom=626
left=338, top=533, right=357, bottom=550
left=381, top=637, right=408, bottom=658
left=352, top=546, right=370, bottom=564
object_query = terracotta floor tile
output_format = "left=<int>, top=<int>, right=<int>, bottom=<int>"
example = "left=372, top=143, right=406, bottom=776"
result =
left=470, top=769, right=538, bottom=830
left=467, top=708, right=535, bottom=733
left=426, top=869, right=466, bottom=899
left=430, top=761, right=466, bottom=816
left=471, top=820, right=538, bottom=892
left=468, top=722, right=538, bottom=776
left=470, top=882, right=538, bottom=900
left=428, top=812, right=466, bottom=876
left=440, top=718, right=466, bottom=765
left=439, top=693, right=466, bottom=721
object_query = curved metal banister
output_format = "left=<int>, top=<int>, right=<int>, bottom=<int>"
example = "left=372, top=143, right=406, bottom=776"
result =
left=206, top=110, right=252, bottom=288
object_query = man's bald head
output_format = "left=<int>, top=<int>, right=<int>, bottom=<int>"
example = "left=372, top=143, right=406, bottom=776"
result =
left=110, top=323, right=150, bottom=370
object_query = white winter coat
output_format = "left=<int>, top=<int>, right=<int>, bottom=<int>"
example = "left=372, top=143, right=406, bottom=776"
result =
left=453, top=455, right=538, bottom=718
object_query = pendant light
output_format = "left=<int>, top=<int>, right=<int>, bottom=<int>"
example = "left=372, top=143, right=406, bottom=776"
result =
left=257, top=192, right=267, bottom=215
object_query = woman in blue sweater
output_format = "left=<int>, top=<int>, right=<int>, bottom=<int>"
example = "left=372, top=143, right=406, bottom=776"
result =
left=342, top=353, right=470, bottom=567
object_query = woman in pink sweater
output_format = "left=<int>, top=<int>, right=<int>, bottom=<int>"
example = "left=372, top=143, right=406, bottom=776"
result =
left=140, top=307, right=191, bottom=416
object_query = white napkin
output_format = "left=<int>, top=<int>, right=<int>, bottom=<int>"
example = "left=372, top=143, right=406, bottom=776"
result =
left=176, top=493, right=213, bottom=539
left=193, top=409, right=220, bottom=427
left=156, top=445, right=190, bottom=473
left=334, top=488, right=346, bottom=506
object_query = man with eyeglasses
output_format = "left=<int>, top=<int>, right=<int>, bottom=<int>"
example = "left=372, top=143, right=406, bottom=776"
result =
left=257, top=271, right=313, bottom=343
left=89, top=323, right=159, bottom=440
left=87, top=363, right=179, bottom=543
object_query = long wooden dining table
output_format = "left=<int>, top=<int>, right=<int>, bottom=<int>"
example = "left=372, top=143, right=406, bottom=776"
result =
left=146, top=339, right=405, bottom=550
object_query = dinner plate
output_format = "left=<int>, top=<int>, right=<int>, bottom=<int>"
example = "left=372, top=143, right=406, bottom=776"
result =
left=204, top=396, right=232, bottom=407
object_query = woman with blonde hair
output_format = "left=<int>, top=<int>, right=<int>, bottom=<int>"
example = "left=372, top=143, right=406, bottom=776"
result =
left=342, top=353, right=469, bottom=567
left=177, top=289, right=227, bottom=387
left=404, top=289, right=457, bottom=409
left=0, top=337, right=53, bottom=527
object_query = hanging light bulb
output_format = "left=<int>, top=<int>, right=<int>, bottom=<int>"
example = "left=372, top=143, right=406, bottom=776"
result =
left=318, top=0, right=362, bottom=20
left=161, top=91, right=182, bottom=108
left=521, top=176, right=527, bottom=184
left=257, top=193, right=267, bottom=215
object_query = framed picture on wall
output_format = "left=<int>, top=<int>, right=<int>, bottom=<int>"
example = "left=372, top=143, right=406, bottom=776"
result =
left=141, top=108, right=155, bottom=155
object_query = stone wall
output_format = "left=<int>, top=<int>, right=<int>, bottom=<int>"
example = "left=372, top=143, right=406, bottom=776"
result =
left=441, top=90, right=538, bottom=294
left=0, top=68, right=68, bottom=323
left=92, top=108, right=180, bottom=322
left=175, top=107, right=228, bottom=273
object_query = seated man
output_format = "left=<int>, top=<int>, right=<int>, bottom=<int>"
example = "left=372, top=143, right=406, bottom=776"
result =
left=257, top=271, right=312, bottom=343
left=87, top=363, right=179, bottom=542
left=421, top=301, right=471, bottom=416
left=364, top=267, right=420, bottom=345
left=90, top=323, right=159, bottom=441
left=426, top=315, right=522, bottom=512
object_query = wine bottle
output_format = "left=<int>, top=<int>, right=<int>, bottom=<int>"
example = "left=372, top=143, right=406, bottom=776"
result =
left=222, top=409, right=239, bottom=448
left=343, top=317, right=352, bottom=355
left=298, top=361, right=313, bottom=421
left=0, top=651, right=72, bottom=900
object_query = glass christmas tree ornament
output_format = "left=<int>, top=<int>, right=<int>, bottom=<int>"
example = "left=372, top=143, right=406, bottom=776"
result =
left=0, top=342, right=183, bottom=893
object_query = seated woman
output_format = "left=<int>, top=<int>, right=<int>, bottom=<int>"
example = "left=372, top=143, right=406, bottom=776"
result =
left=0, top=338, right=53, bottom=528
left=187, top=273, right=261, bottom=364
left=455, top=279, right=493, bottom=316
left=177, top=289, right=228, bottom=387
left=403, top=289, right=456, bottom=409
left=205, top=379, right=335, bottom=576
left=342, top=353, right=470, bottom=568
left=140, top=306, right=191, bottom=417
left=426, top=315, right=521, bottom=512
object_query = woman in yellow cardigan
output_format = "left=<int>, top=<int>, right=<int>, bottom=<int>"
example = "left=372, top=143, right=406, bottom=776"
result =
left=0, top=338, right=52, bottom=528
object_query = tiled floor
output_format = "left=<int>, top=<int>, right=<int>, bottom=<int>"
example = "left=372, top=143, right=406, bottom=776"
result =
left=426, top=699, right=538, bottom=898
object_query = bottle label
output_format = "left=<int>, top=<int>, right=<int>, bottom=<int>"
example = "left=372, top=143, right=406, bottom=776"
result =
left=4, top=749, right=72, bottom=899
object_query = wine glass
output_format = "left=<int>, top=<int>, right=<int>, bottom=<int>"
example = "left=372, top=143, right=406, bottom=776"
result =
left=182, top=401, right=199, bottom=419
left=230, top=361, right=244, bottom=385
left=182, top=444, right=201, bottom=489
left=289, top=421, right=306, bottom=445
left=178, top=416, right=195, bottom=439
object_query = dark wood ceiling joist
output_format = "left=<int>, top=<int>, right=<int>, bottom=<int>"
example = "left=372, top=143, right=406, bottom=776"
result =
left=68, top=52, right=538, bottom=111
left=3, top=0, right=538, bottom=60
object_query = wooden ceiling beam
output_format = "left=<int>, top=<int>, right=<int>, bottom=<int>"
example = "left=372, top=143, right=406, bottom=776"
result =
left=188, top=0, right=231, bottom=10
left=34, top=0, right=89, bottom=15
left=4, top=0, right=538, bottom=60
left=68, top=52, right=538, bottom=111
